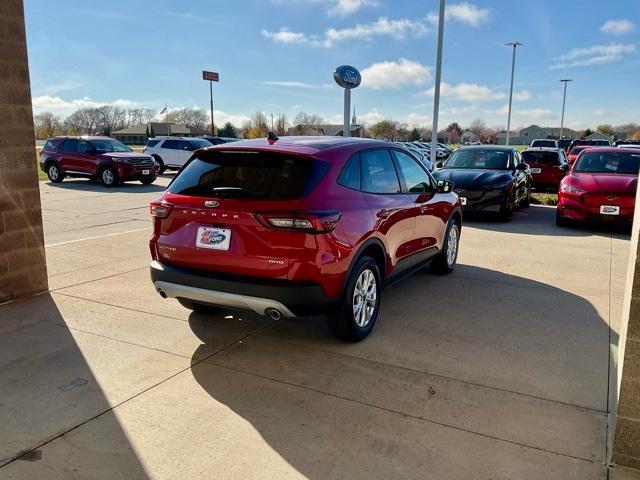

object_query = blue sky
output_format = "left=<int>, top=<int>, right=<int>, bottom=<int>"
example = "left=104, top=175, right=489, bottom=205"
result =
left=25, top=0, right=640, bottom=130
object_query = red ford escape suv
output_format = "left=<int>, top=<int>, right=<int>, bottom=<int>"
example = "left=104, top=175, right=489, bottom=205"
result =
left=40, top=136, right=157, bottom=186
left=149, top=136, right=462, bottom=341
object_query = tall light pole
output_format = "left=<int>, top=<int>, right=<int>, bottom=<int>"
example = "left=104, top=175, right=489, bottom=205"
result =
left=559, top=79, right=572, bottom=141
left=430, top=0, right=445, bottom=164
left=505, top=41, right=522, bottom=146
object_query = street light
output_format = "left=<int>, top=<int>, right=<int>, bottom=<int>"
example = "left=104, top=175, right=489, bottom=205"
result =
left=559, top=79, right=573, bottom=141
left=430, top=0, right=445, bottom=164
left=504, top=41, right=522, bottom=146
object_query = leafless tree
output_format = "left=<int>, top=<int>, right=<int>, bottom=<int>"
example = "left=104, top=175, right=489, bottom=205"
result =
left=165, top=108, right=208, bottom=130
left=469, top=118, right=486, bottom=138
left=34, top=112, right=63, bottom=139
left=275, top=113, right=287, bottom=136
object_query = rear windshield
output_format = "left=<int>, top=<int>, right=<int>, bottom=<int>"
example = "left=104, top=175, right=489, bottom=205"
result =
left=531, top=140, right=557, bottom=148
left=574, top=152, right=640, bottom=174
left=168, top=151, right=330, bottom=200
left=522, top=151, right=560, bottom=165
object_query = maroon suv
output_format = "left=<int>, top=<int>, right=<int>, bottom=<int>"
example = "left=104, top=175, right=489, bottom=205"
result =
left=149, top=136, right=462, bottom=341
left=39, top=136, right=157, bottom=186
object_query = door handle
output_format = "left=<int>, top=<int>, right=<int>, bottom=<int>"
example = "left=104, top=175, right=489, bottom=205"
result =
left=377, top=209, right=391, bottom=219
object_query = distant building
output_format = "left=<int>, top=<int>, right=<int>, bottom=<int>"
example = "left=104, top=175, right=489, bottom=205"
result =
left=496, top=124, right=580, bottom=145
left=112, top=122, right=208, bottom=144
left=585, top=132, right=613, bottom=142
left=461, top=130, right=480, bottom=144
left=286, top=107, right=364, bottom=138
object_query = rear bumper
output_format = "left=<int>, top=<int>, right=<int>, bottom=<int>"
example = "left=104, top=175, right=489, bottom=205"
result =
left=149, top=261, right=338, bottom=317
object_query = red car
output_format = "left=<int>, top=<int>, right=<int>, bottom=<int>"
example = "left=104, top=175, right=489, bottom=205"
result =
left=521, top=147, right=569, bottom=191
left=39, top=136, right=158, bottom=186
left=557, top=147, right=639, bottom=226
left=149, top=136, right=462, bottom=341
left=567, top=145, right=593, bottom=165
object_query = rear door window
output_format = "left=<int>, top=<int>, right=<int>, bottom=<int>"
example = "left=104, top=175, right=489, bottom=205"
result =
left=60, top=139, right=78, bottom=152
left=162, top=139, right=180, bottom=149
left=77, top=140, right=92, bottom=153
left=146, top=139, right=160, bottom=148
left=168, top=151, right=330, bottom=199
left=360, top=149, right=401, bottom=194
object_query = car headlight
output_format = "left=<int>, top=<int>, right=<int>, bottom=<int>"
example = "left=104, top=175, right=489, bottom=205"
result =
left=561, top=184, right=584, bottom=194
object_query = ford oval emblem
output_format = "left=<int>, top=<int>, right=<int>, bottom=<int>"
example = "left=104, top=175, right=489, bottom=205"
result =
left=333, top=65, right=361, bottom=89
left=204, top=200, right=219, bottom=208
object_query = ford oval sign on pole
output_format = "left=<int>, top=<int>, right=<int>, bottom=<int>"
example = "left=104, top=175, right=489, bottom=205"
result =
left=333, top=65, right=360, bottom=138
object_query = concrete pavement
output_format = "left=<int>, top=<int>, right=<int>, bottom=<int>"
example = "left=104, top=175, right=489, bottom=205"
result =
left=0, top=176, right=635, bottom=479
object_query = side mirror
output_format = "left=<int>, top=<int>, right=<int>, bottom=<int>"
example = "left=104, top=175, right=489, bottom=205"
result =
left=515, top=163, right=528, bottom=171
left=560, top=164, right=570, bottom=172
left=437, top=180, right=454, bottom=194
left=435, top=161, right=444, bottom=169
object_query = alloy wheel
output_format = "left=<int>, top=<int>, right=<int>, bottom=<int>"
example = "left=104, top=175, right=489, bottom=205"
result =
left=446, top=224, right=459, bottom=267
left=102, top=169, right=114, bottom=185
left=352, top=269, right=377, bottom=327
left=48, top=165, right=58, bottom=181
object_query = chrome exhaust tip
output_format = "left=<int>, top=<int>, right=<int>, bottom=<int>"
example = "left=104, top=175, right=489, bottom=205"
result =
left=157, top=289, right=167, bottom=298
left=266, top=308, right=282, bottom=321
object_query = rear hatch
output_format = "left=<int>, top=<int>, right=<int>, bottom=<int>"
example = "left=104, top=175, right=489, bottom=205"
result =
left=522, top=150, right=563, bottom=185
left=151, top=149, right=329, bottom=280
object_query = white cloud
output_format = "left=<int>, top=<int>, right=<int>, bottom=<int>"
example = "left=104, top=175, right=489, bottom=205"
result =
left=404, top=112, right=431, bottom=127
left=423, top=82, right=504, bottom=102
left=31, top=95, right=132, bottom=115
left=484, top=104, right=557, bottom=121
left=428, top=2, right=490, bottom=27
left=273, top=0, right=377, bottom=16
left=549, top=43, right=636, bottom=69
left=263, top=15, right=429, bottom=47
left=323, top=16, right=429, bottom=47
left=441, top=105, right=477, bottom=116
left=601, top=19, right=634, bottom=35
left=512, top=90, right=531, bottom=101
left=329, top=0, right=378, bottom=16
left=361, top=58, right=431, bottom=89
left=263, top=81, right=317, bottom=88
left=211, top=110, right=251, bottom=126
left=261, top=28, right=309, bottom=44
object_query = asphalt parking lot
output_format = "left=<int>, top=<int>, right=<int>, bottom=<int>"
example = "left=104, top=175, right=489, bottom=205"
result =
left=0, top=176, right=633, bottom=479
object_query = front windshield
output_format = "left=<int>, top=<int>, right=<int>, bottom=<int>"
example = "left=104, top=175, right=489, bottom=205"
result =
left=90, top=139, right=131, bottom=153
left=574, top=152, right=640, bottom=174
left=189, top=139, right=213, bottom=149
left=444, top=149, right=511, bottom=170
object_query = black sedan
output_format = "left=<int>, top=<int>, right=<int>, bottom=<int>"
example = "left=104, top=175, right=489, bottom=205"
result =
left=433, top=146, right=532, bottom=221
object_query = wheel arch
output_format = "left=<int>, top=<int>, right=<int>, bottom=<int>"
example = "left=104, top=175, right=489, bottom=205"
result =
left=341, top=237, right=387, bottom=295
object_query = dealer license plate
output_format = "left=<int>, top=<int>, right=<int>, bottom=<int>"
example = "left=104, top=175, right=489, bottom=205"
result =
left=600, top=205, right=620, bottom=216
left=196, top=227, right=231, bottom=250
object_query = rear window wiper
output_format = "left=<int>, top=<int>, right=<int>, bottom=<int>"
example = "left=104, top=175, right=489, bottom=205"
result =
left=211, top=186, right=255, bottom=197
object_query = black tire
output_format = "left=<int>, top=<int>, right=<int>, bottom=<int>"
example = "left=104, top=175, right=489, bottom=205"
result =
left=520, top=184, right=531, bottom=208
left=499, top=197, right=514, bottom=222
left=556, top=209, right=569, bottom=227
left=327, top=256, right=381, bottom=342
left=46, top=162, right=64, bottom=183
left=99, top=166, right=119, bottom=187
left=431, top=217, right=460, bottom=275
left=178, top=298, right=221, bottom=313
left=152, top=155, right=166, bottom=175
left=140, top=177, right=156, bottom=185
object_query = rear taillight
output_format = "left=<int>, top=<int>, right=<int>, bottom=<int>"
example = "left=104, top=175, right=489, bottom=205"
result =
left=256, top=211, right=341, bottom=233
left=150, top=201, right=173, bottom=218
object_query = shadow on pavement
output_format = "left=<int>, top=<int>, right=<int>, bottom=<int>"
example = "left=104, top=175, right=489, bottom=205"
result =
left=187, top=263, right=616, bottom=478
left=466, top=204, right=631, bottom=239
left=42, top=178, right=167, bottom=193
left=0, top=293, right=148, bottom=478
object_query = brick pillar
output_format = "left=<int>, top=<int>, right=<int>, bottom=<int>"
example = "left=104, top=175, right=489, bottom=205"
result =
left=612, top=184, right=640, bottom=469
left=0, top=0, right=48, bottom=303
